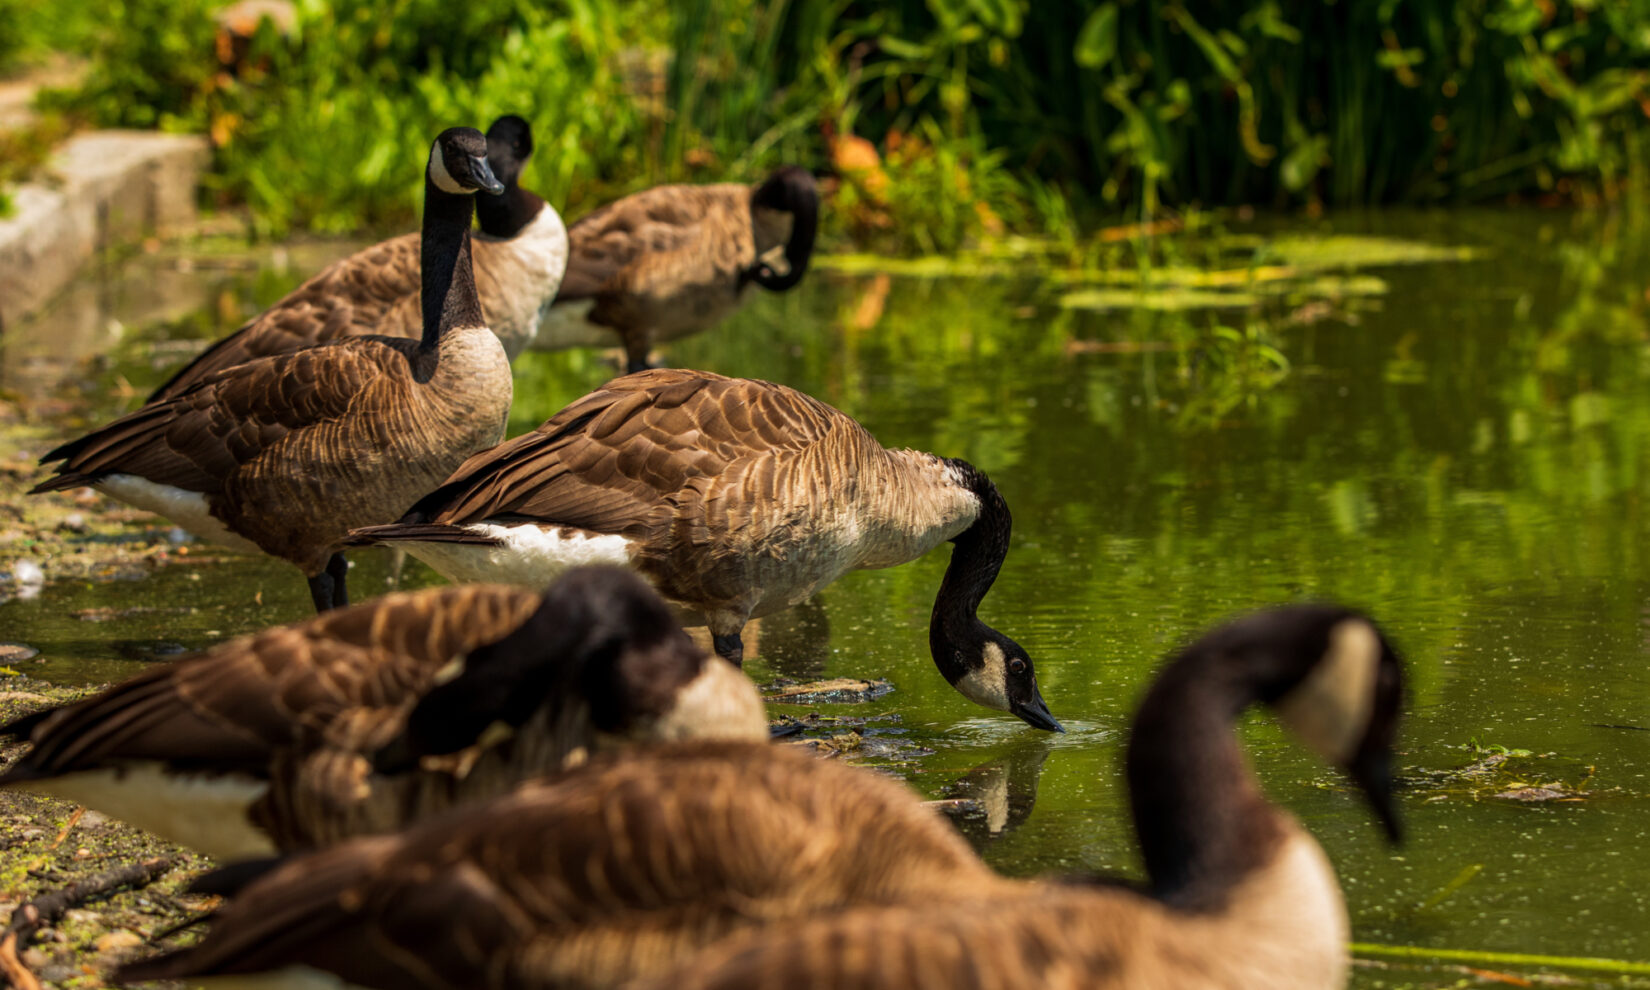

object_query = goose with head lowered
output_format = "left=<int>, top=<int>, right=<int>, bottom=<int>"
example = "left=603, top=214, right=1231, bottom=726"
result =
left=114, top=603, right=1402, bottom=990
left=532, top=166, right=818, bottom=372
left=146, top=113, right=567, bottom=401
left=30, top=126, right=514, bottom=611
left=0, top=567, right=766, bottom=859
left=628, top=604, right=1405, bottom=990
left=348, top=368, right=1061, bottom=732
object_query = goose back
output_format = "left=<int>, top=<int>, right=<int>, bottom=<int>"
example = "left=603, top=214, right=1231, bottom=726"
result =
left=116, top=741, right=1007, bottom=990
left=3, top=567, right=770, bottom=856
left=33, top=327, right=511, bottom=575
left=550, top=184, right=758, bottom=346
left=361, top=370, right=980, bottom=620
left=0, top=584, right=540, bottom=856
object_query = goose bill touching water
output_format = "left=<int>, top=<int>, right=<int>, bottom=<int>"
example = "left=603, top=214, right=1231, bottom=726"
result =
left=348, top=369, right=1061, bottom=732
left=30, top=127, right=515, bottom=612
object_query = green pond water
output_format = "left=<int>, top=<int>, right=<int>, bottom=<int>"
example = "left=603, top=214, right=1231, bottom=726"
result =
left=5, top=208, right=1650, bottom=984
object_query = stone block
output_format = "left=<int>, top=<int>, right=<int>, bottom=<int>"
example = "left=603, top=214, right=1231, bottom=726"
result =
left=49, top=131, right=212, bottom=245
left=0, top=130, right=211, bottom=327
left=0, top=184, right=97, bottom=330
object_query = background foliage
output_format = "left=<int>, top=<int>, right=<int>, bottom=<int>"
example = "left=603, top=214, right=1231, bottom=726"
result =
left=9, top=0, right=1650, bottom=248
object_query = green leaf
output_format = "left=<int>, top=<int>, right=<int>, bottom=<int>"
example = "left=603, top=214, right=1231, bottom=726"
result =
left=877, top=34, right=932, bottom=60
left=1279, top=134, right=1328, bottom=192
left=1074, top=3, right=1118, bottom=71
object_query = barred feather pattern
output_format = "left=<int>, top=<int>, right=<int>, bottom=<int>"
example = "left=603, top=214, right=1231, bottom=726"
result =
left=117, top=742, right=1011, bottom=990
left=150, top=220, right=564, bottom=401
left=360, top=370, right=980, bottom=628
left=34, top=326, right=512, bottom=575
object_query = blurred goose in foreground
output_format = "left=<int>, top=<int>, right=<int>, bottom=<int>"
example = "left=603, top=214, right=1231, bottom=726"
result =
left=116, top=740, right=1005, bottom=990
left=348, top=368, right=1062, bottom=732
left=532, top=166, right=818, bottom=372
left=147, top=114, right=567, bottom=401
left=628, top=604, right=1404, bottom=990
left=0, top=568, right=766, bottom=859
left=116, top=604, right=1402, bottom=990
left=30, top=126, right=514, bottom=611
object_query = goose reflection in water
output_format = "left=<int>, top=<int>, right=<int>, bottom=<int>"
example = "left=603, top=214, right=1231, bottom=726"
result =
left=939, top=740, right=1054, bottom=844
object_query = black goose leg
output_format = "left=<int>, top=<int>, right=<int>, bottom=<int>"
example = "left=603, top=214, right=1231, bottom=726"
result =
left=326, top=552, right=350, bottom=609
left=624, top=331, right=654, bottom=375
left=306, top=571, right=335, bottom=613
left=712, top=631, right=745, bottom=667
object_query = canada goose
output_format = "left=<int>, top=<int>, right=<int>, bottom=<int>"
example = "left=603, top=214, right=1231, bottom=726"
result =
left=146, top=114, right=567, bottom=401
left=30, top=126, right=515, bottom=612
left=532, top=166, right=818, bottom=372
left=623, top=604, right=1404, bottom=990
left=116, top=740, right=1007, bottom=990
left=347, top=368, right=1061, bottom=732
left=0, top=567, right=766, bottom=859
left=115, top=604, right=1402, bottom=990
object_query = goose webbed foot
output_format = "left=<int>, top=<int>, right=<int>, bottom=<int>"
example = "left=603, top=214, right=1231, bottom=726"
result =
left=712, top=632, right=745, bottom=667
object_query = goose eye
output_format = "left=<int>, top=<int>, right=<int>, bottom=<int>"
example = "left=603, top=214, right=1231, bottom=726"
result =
left=1008, top=657, right=1027, bottom=675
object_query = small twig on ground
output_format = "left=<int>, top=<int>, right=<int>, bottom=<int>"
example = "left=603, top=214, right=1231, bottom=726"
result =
left=0, top=932, right=43, bottom=990
left=48, top=807, right=84, bottom=851
left=2, top=855, right=178, bottom=985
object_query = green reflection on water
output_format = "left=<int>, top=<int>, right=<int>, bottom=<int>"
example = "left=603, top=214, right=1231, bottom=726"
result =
left=8, top=208, right=1650, bottom=980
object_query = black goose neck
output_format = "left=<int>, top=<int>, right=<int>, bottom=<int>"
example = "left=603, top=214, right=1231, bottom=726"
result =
left=1125, top=650, right=1281, bottom=910
left=475, top=184, right=546, bottom=239
left=420, top=179, right=484, bottom=351
left=928, top=460, right=1010, bottom=672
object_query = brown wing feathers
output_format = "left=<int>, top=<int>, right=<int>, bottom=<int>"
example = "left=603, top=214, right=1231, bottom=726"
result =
left=118, top=837, right=404, bottom=985
left=32, top=337, right=412, bottom=495
left=357, top=370, right=852, bottom=547
left=0, top=586, right=540, bottom=780
left=147, top=234, right=423, bottom=403
left=118, top=742, right=1001, bottom=989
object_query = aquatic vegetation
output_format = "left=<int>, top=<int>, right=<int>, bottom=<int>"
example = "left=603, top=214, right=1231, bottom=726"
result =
left=1404, top=746, right=1609, bottom=805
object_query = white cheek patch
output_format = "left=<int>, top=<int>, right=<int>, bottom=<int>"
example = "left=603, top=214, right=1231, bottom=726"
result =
left=1274, top=619, right=1381, bottom=763
left=649, top=659, right=767, bottom=743
left=955, top=641, right=1012, bottom=713
left=428, top=143, right=468, bottom=195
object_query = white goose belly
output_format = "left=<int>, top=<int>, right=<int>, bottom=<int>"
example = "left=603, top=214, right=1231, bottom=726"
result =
left=16, top=764, right=274, bottom=860
left=96, top=474, right=263, bottom=553
left=390, top=523, right=636, bottom=588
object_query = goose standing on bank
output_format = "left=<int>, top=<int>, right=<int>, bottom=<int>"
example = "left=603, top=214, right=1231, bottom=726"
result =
left=147, top=114, right=566, bottom=400
left=532, top=166, right=818, bottom=372
left=115, top=604, right=1403, bottom=990
left=0, top=567, right=767, bottom=859
left=30, top=127, right=514, bottom=611
left=348, top=369, right=1062, bottom=732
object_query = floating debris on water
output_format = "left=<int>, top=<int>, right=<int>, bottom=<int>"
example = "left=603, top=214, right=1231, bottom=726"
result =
left=1401, top=744, right=1612, bottom=805
left=762, top=677, right=894, bottom=705
left=0, top=643, right=40, bottom=663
